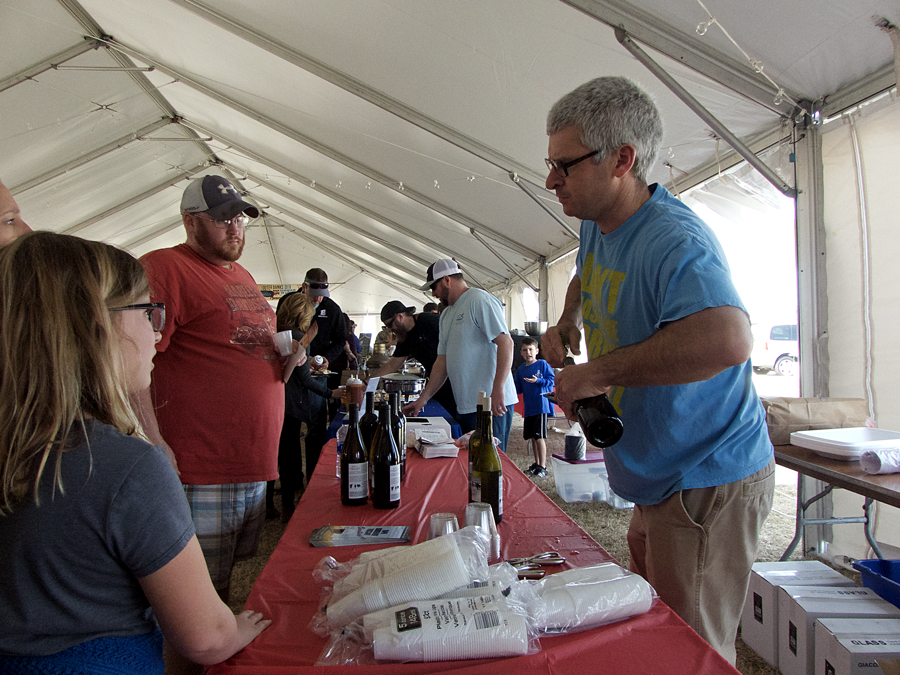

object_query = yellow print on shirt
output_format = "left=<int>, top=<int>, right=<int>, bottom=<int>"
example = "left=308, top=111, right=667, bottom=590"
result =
left=580, top=253, right=625, bottom=360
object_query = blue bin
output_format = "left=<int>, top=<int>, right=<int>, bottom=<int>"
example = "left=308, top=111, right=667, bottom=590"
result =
left=852, top=559, right=900, bottom=609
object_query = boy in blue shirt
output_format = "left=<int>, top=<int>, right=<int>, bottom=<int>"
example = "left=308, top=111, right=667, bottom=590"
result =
left=513, top=338, right=555, bottom=477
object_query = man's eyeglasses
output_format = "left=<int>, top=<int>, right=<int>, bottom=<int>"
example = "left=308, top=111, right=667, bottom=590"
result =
left=110, top=302, right=166, bottom=332
left=383, top=315, right=397, bottom=331
left=545, top=150, right=599, bottom=178
left=306, top=282, right=329, bottom=291
left=193, top=213, right=250, bottom=230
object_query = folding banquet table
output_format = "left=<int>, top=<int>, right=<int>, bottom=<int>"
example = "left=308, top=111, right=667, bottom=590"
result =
left=207, top=439, right=740, bottom=674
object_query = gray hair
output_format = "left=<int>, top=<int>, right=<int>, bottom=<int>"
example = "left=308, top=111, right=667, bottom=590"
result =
left=546, top=77, right=663, bottom=183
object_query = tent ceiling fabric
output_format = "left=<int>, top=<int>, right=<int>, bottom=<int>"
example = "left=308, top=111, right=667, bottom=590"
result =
left=2, top=0, right=897, bottom=315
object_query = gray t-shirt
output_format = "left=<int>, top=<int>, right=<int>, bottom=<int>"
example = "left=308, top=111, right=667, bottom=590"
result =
left=0, top=421, right=195, bottom=656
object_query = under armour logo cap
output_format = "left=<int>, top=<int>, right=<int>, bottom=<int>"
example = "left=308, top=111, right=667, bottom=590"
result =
left=181, top=175, right=260, bottom=221
left=419, top=258, right=462, bottom=291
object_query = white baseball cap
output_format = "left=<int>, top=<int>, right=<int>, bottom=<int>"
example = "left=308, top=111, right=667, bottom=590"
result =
left=420, top=258, right=462, bottom=291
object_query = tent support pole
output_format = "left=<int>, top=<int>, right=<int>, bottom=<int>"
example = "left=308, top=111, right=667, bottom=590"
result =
left=510, top=173, right=580, bottom=239
left=616, top=28, right=797, bottom=199
left=793, top=122, right=829, bottom=399
left=471, top=230, right=539, bottom=293
left=538, top=258, right=549, bottom=322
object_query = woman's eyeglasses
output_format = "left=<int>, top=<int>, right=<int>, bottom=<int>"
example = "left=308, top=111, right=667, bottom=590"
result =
left=110, top=302, right=166, bottom=332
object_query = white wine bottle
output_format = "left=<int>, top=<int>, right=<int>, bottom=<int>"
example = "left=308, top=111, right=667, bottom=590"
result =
left=471, top=395, right=502, bottom=523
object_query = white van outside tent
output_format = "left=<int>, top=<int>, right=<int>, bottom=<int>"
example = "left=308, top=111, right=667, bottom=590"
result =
left=2, top=0, right=898, bottom=561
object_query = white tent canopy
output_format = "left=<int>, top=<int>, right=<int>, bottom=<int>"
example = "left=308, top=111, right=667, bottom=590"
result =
left=4, top=0, right=896, bottom=317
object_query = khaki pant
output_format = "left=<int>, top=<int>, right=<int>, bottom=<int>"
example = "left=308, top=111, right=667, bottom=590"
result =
left=627, top=458, right=775, bottom=664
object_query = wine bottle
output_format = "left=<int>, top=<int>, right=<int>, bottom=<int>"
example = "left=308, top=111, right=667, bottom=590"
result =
left=558, top=331, right=624, bottom=448
left=340, top=403, right=369, bottom=506
left=471, top=395, right=503, bottom=523
left=573, top=394, right=623, bottom=448
left=468, top=391, right=486, bottom=503
left=359, top=391, right=378, bottom=452
left=370, top=402, right=401, bottom=509
left=389, top=392, right=407, bottom=480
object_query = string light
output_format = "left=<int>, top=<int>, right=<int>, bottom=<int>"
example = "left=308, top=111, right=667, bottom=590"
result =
left=694, top=0, right=803, bottom=111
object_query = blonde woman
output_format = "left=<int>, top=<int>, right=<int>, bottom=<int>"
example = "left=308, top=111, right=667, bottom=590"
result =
left=265, top=291, right=342, bottom=521
left=0, top=232, right=269, bottom=673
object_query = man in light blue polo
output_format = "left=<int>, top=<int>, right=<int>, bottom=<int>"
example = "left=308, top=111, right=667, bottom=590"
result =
left=403, top=259, right=517, bottom=451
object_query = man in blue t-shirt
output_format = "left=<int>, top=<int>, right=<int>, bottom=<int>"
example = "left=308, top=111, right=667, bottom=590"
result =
left=540, top=77, right=775, bottom=665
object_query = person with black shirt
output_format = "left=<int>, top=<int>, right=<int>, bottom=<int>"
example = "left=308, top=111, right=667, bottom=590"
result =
left=372, top=300, right=458, bottom=421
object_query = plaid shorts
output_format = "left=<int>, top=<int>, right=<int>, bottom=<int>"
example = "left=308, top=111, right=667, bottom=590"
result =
left=182, top=481, right=266, bottom=592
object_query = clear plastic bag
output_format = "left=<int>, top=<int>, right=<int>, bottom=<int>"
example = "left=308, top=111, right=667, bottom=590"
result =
left=316, top=592, right=540, bottom=665
left=527, top=562, right=658, bottom=635
left=311, top=526, right=491, bottom=632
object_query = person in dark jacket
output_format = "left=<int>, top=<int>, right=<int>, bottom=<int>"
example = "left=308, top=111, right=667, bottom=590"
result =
left=266, top=292, right=342, bottom=522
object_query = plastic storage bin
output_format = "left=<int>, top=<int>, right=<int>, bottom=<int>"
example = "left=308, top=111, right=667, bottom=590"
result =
left=852, top=559, right=900, bottom=609
left=550, top=452, right=633, bottom=508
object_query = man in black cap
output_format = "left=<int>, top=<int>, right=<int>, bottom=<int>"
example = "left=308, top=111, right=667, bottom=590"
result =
left=371, top=300, right=457, bottom=421
left=134, top=174, right=284, bottom=603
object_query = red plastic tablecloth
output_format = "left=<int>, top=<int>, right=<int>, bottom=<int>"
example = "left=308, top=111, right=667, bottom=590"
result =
left=207, top=440, right=738, bottom=674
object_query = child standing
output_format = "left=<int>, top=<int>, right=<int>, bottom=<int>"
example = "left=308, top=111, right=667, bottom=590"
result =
left=513, top=338, right=555, bottom=477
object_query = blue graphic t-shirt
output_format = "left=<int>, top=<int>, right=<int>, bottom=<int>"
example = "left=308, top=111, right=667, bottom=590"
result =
left=575, top=184, right=773, bottom=504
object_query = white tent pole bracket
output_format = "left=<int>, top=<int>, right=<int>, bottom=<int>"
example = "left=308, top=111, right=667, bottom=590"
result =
left=470, top=229, right=539, bottom=293
left=616, top=28, right=797, bottom=199
left=510, top=173, right=580, bottom=239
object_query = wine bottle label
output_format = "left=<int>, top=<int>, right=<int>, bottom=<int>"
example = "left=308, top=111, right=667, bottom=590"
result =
left=346, top=462, right=368, bottom=500
left=470, top=475, right=482, bottom=503
left=389, top=464, right=401, bottom=502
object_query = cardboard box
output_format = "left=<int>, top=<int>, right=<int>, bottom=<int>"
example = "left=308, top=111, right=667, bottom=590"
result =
left=815, top=617, right=900, bottom=675
left=777, top=586, right=900, bottom=675
left=741, top=561, right=858, bottom=668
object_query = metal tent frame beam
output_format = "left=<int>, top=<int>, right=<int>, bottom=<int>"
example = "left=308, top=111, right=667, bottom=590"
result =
left=62, top=163, right=205, bottom=235
left=10, top=117, right=175, bottom=195
left=184, top=123, right=505, bottom=282
left=276, top=219, right=428, bottom=304
left=103, top=38, right=541, bottom=261
left=166, top=0, right=547, bottom=188
left=227, top=166, right=434, bottom=273
left=562, top=0, right=804, bottom=118
left=0, top=38, right=102, bottom=93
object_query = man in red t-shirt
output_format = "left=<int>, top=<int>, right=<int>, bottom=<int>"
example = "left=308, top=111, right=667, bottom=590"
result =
left=134, top=175, right=284, bottom=603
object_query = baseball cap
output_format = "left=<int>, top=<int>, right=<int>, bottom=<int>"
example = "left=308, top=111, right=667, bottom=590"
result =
left=181, top=175, right=260, bottom=221
left=303, top=277, right=330, bottom=298
left=381, top=300, right=415, bottom=323
left=419, top=258, right=462, bottom=291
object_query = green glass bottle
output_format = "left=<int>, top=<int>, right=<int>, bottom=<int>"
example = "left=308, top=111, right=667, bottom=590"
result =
left=468, top=391, right=486, bottom=503
left=471, top=395, right=503, bottom=523
left=340, top=403, right=368, bottom=506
